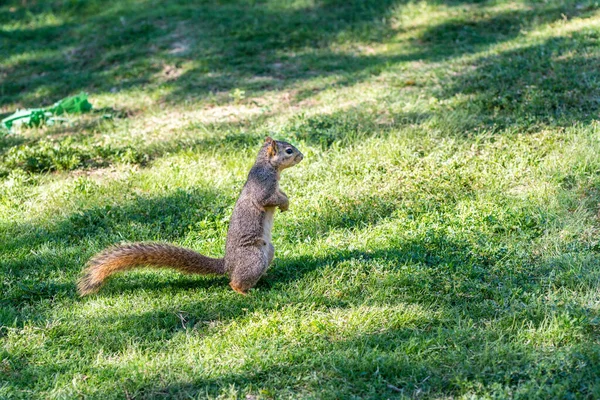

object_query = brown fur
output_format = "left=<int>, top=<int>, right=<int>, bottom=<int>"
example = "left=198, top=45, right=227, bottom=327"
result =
left=78, top=138, right=303, bottom=296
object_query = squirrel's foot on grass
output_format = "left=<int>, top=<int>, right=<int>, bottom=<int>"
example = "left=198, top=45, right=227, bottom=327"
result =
left=229, top=282, right=248, bottom=295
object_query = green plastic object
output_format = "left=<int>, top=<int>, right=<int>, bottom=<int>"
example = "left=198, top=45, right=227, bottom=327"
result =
left=1, top=93, right=93, bottom=134
left=50, top=92, right=93, bottom=116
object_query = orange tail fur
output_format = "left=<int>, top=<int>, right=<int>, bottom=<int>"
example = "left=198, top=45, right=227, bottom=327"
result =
left=78, top=243, right=225, bottom=296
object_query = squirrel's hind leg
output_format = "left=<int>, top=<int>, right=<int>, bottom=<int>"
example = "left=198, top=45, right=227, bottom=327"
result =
left=229, top=281, right=248, bottom=295
left=228, top=246, right=269, bottom=295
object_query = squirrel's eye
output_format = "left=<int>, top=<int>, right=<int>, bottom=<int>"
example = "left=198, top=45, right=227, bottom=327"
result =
left=285, top=148, right=294, bottom=155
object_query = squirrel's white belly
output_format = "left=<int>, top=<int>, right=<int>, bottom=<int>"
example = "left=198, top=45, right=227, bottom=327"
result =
left=262, top=207, right=275, bottom=245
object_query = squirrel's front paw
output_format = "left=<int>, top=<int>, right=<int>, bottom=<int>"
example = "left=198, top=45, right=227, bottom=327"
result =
left=279, top=201, right=289, bottom=212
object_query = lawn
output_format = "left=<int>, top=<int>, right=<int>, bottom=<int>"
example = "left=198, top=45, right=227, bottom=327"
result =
left=1, top=0, right=600, bottom=398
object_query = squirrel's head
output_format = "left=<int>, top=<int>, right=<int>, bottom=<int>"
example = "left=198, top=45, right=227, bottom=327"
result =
left=263, top=137, right=304, bottom=170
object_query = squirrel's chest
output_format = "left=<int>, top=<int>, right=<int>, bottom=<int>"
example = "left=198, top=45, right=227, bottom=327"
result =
left=262, top=207, right=276, bottom=244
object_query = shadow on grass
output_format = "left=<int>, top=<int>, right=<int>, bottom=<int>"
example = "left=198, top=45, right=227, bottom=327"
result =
left=2, top=0, right=596, bottom=123
left=416, top=3, right=595, bottom=56
left=1, top=0, right=402, bottom=107
left=437, top=34, right=600, bottom=129
left=103, top=331, right=600, bottom=399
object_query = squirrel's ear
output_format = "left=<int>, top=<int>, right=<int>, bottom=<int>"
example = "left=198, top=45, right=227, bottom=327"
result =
left=265, top=136, right=277, bottom=156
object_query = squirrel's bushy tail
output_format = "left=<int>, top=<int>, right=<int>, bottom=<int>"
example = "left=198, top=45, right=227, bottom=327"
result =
left=78, top=243, right=225, bottom=296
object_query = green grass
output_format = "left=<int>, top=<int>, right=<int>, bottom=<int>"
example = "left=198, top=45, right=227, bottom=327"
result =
left=1, top=0, right=600, bottom=398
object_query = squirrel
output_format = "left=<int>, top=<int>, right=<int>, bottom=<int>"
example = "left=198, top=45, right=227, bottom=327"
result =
left=78, top=137, right=303, bottom=296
